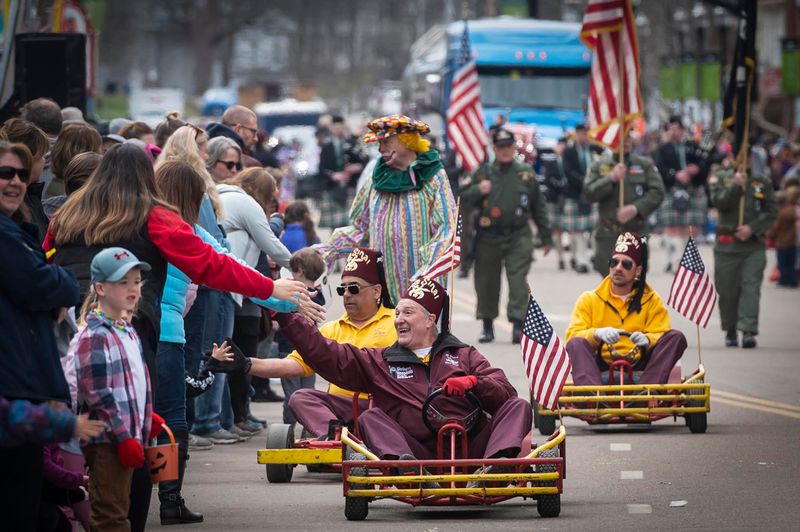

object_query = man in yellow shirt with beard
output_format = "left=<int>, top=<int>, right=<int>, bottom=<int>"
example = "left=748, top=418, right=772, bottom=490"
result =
left=248, top=247, right=396, bottom=437
left=565, top=232, right=687, bottom=385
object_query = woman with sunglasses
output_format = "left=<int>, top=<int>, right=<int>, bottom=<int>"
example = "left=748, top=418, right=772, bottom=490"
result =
left=0, top=141, right=83, bottom=530
left=564, top=232, right=687, bottom=386
left=246, top=247, right=396, bottom=439
left=206, top=137, right=242, bottom=183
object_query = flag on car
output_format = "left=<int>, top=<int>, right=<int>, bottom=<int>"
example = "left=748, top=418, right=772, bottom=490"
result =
left=446, top=21, right=488, bottom=173
left=520, top=296, right=571, bottom=411
left=579, top=0, right=643, bottom=150
left=667, top=238, right=717, bottom=328
left=421, top=213, right=462, bottom=279
left=721, top=0, right=757, bottom=164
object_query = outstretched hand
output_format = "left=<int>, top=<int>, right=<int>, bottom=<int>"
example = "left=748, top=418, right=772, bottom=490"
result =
left=296, top=298, right=326, bottom=324
left=272, top=279, right=312, bottom=303
left=74, top=414, right=104, bottom=442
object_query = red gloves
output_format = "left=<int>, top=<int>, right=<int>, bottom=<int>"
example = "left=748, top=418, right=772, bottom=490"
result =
left=149, top=413, right=165, bottom=440
left=442, top=375, right=477, bottom=397
left=116, top=438, right=144, bottom=469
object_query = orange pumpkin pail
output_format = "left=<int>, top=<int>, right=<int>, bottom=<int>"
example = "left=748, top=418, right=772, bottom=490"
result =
left=146, top=423, right=179, bottom=483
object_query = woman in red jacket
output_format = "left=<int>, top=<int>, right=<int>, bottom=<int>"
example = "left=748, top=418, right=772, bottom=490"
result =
left=45, top=143, right=320, bottom=532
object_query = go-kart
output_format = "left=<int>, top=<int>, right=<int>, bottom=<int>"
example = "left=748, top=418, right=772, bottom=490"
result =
left=532, top=331, right=709, bottom=435
left=339, top=389, right=566, bottom=521
left=256, top=394, right=366, bottom=483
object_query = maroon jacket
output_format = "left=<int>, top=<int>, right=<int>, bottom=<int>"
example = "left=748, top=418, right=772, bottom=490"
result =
left=276, top=313, right=518, bottom=444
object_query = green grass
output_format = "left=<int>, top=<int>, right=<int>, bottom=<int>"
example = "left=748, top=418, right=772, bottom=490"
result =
left=94, top=93, right=129, bottom=120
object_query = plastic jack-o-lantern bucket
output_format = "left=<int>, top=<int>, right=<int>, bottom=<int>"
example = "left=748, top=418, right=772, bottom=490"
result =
left=146, top=423, right=179, bottom=483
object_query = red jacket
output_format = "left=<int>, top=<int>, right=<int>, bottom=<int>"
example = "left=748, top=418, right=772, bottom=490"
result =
left=276, top=313, right=517, bottom=445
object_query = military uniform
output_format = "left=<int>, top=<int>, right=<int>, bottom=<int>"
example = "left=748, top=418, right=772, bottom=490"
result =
left=583, top=153, right=665, bottom=275
left=709, top=169, right=778, bottom=345
left=460, top=158, right=553, bottom=334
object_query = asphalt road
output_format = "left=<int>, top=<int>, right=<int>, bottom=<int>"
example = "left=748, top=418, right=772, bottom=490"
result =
left=147, top=240, right=800, bottom=531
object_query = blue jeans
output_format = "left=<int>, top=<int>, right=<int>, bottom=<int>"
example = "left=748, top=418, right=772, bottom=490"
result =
left=154, top=341, right=188, bottom=432
left=189, top=289, right=235, bottom=435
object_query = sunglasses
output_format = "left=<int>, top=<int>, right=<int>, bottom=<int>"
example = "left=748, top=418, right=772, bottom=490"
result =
left=217, top=160, right=242, bottom=171
left=0, top=166, right=30, bottom=183
left=609, top=258, right=634, bottom=271
left=336, top=283, right=375, bottom=296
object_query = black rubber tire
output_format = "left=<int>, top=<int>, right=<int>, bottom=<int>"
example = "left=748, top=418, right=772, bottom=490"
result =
left=265, top=423, right=294, bottom=483
left=533, top=398, right=558, bottom=436
left=535, top=447, right=561, bottom=518
left=344, top=451, right=369, bottom=521
left=685, top=382, right=707, bottom=434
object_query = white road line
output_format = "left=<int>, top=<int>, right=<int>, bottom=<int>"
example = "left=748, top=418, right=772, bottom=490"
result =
left=621, top=470, right=644, bottom=480
left=610, top=443, right=631, bottom=451
left=627, top=504, right=652, bottom=514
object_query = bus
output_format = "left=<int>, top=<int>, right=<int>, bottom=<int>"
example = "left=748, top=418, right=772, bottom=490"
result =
left=403, top=16, right=591, bottom=151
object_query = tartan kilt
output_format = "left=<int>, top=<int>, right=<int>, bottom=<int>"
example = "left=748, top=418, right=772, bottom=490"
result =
left=546, top=199, right=564, bottom=229
left=317, top=189, right=355, bottom=229
left=559, top=198, right=595, bottom=232
left=657, top=186, right=707, bottom=228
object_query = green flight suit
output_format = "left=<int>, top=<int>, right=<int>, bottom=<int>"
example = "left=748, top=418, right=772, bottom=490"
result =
left=583, top=153, right=665, bottom=275
left=460, top=159, right=553, bottom=322
left=709, top=170, right=777, bottom=334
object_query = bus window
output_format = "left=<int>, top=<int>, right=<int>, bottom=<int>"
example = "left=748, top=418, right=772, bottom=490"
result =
left=477, top=66, right=589, bottom=111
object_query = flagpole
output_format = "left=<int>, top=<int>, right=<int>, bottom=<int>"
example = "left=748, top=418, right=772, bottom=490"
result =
left=617, top=23, right=625, bottom=209
left=737, top=71, right=753, bottom=227
left=447, top=199, right=461, bottom=327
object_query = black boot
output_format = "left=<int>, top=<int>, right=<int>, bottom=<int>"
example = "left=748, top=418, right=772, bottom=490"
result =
left=478, top=319, right=494, bottom=343
left=741, top=332, right=757, bottom=349
left=511, top=320, right=523, bottom=344
left=725, top=329, right=738, bottom=347
left=159, top=429, right=203, bottom=525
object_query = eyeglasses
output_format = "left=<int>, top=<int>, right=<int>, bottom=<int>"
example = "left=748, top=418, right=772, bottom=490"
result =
left=336, top=283, right=375, bottom=296
left=216, top=160, right=242, bottom=171
left=609, top=258, right=634, bottom=271
left=0, top=166, right=30, bottom=183
left=237, top=124, right=258, bottom=136
left=186, top=123, right=204, bottom=139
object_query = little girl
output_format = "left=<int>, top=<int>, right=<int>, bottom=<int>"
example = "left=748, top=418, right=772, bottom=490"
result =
left=72, top=247, right=163, bottom=531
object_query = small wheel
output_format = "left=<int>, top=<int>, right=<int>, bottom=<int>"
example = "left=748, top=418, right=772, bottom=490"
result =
left=344, top=451, right=369, bottom=521
left=685, top=382, right=707, bottom=434
left=265, top=423, right=294, bottom=483
left=535, top=447, right=561, bottom=518
left=533, top=399, right=557, bottom=436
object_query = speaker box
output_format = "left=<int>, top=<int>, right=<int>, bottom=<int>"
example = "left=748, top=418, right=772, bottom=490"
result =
left=14, top=33, right=87, bottom=112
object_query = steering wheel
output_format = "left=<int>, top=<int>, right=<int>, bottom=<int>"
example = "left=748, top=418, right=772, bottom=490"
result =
left=599, top=330, right=641, bottom=362
left=422, top=388, right=483, bottom=437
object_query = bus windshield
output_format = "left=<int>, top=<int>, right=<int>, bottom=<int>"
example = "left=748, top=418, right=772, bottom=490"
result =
left=477, top=66, right=589, bottom=110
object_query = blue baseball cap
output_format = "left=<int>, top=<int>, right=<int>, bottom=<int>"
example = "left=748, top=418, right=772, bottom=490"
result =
left=90, top=247, right=151, bottom=283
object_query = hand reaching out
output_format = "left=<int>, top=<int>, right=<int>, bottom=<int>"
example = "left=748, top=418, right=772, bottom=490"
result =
left=74, top=414, right=104, bottom=442
left=211, top=341, right=234, bottom=362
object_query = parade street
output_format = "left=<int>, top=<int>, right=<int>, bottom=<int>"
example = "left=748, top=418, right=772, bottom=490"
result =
left=154, top=242, right=800, bottom=531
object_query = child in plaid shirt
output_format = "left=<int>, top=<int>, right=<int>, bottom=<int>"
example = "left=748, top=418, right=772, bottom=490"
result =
left=73, top=247, right=164, bottom=531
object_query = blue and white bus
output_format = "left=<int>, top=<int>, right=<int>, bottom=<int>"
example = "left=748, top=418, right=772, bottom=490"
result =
left=403, top=16, right=591, bottom=150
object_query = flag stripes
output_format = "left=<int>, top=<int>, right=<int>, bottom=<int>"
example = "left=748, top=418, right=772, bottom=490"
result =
left=422, top=214, right=462, bottom=279
left=520, top=297, right=571, bottom=411
left=667, top=238, right=717, bottom=328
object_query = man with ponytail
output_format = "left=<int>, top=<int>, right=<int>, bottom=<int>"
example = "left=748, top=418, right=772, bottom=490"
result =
left=316, top=114, right=457, bottom=306
left=565, top=232, right=687, bottom=385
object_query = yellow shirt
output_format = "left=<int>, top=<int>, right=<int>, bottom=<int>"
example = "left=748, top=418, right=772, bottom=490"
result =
left=565, top=276, right=670, bottom=364
left=286, top=305, right=397, bottom=398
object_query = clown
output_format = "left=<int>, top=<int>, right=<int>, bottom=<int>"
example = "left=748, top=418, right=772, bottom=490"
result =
left=316, top=114, right=457, bottom=305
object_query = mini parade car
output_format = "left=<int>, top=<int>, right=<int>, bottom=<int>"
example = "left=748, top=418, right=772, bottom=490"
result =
left=532, top=331, right=709, bottom=435
left=338, top=389, right=566, bottom=521
left=256, top=395, right=367, bottom=483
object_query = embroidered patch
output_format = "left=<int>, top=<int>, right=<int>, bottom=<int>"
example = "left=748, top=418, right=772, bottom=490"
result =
left=390, top=366, right=414, bottom=379
left=443, top=353, right=460, bottom=366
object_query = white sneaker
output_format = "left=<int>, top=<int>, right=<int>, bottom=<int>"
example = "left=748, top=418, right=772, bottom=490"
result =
left=188, top=434, right=213, bottom=451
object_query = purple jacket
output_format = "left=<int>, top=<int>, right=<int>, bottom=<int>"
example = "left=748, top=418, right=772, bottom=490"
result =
left=276, top=313, right=517, bottom=444
left=43, top=443, right=83, bottom=489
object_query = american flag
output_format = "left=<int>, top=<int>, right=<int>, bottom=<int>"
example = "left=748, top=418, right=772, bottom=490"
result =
left=667, top=238, right=717, bottom=328
left=421, top=214, right=461, bottom=279
left=521, top=296, right=571, bottom=411
left=579, top=0, right=643, bottom=150
left=446, top=21, right=488, bottom=173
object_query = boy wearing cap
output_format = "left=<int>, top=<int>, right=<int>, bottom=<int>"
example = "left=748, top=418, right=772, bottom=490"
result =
left=273, top=276, right=531, bottom=465
left=316, top=114, right=457, bottom=306
left=565, top=233, right=687, bottom=385
left=460, top=127, right=552, bottom=344
left=73, top=247, right=164, bottom=530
